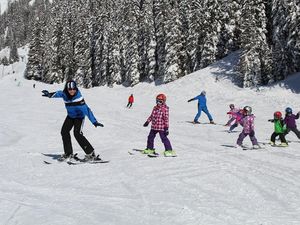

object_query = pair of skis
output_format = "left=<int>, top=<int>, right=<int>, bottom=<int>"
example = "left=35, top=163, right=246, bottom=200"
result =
left=43, top=153, right=109, bottom=165
left=129, top=149, right=177, bottom=158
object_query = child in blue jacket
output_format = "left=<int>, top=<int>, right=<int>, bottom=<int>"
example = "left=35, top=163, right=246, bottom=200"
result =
left=42, top=80, right=103, bottom=161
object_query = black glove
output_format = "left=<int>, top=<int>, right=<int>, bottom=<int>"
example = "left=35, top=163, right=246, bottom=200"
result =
left=93, top=121, right=104, bottom=127
left=164, top=128, right=169, bottom=136
left=268, top=119, right=274, bottom=122
left=42, top=90, right=50, bottom=97
left=187, top=99, right=193, bottom=103
left=143, top=121, right=149, bottom=127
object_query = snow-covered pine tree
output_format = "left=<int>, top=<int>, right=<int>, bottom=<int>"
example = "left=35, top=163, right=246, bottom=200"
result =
left=151, top=0, right=168, bottom=84
left=237, top=0, right=271, bottom=87
left=200, top=0, right=221, bottom=68
left=133, top=0, right=152, bottom=82
left=43, top=0, right=65, bottom=83
left=272, top=0, right=292, bottom=81
left=9, top=37, right=19, bottom=63
left=163, top=0, right=182, bottom=82
left=24, top=17, right=45, bottom=80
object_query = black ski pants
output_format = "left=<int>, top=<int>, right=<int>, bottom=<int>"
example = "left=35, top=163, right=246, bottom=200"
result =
left=271, top=132, right=287, bottom=143
left=285, top=127, right=300, bottom=139
left=126, top=102, right=133, bottom=108
left=61, top=116, right=94, bottom=156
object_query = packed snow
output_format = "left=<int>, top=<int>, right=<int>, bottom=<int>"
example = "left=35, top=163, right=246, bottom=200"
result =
left=0, top=47, right=299, bottom=225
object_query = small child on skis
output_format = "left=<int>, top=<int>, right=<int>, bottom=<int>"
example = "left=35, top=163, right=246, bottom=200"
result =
left=225, top=104, right=239, bottom=126
left=126, top=94, right=134, bottom=108
left=227, top=108, right=244, bottom=133
left=143, top=94, right=176, bottom=157
left=268, top=111, right=288, bottom=147
left=284, top=107, right=300, bottom=140
left=236, top=106, right=260, bottom=149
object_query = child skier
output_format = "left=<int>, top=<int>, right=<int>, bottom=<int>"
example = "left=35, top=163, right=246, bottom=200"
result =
left=143, top=94, right=176, bottom=157
left=187, top=90, right=215, bottom=124
left=225, top=104, right=239, bottom=126
left=126, top=94, right=134, bottom=108
left=227, top=108, right=244, bottom=133
left=42, top=80, right=104, bottom=162
left=268, top=111, right=288, bottom=146
left=236, top=106, right=260, bottom=149
left=284, top=107, right=300, bottom=139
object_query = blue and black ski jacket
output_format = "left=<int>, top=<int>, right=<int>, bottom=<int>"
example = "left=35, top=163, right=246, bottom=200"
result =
left=51, top=90, right=97, bottom=124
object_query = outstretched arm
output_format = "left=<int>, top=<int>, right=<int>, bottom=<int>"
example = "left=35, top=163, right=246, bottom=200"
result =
left=42, top=90, right=64, bottom=98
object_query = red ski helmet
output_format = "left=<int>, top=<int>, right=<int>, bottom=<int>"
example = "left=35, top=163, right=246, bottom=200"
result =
left=156, top=93, right=166, bottom=104
left=274, top=111, right=282, bottom=119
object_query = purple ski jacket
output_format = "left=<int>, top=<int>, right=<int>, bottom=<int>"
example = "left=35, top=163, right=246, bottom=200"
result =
left=284, top=113, right=299, bottom=128
left=240, top=114, right=255, bottom=134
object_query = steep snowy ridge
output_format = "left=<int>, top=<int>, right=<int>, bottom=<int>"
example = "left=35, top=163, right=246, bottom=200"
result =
left=0, top=49, right=299, bottom=225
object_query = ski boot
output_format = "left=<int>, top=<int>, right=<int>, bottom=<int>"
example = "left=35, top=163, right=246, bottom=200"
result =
left=210, top=120, right=216, bottom=124
left=279, top=142, right=288, bottom=147
left=252, top=145, right=261, bottom=149
left=269, top=141, right=276, bottom=146
left=57, top=153, right=74, bottom=162
left=193, top=120, right=200, bottom=124
left=142, top=148, right=156, bottom=154
left=164, top=150, right=177, bottom=157
left=82, top=151, right=96, bottom=162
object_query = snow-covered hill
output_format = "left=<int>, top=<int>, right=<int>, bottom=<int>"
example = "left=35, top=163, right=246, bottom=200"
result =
left=0, top=48, right=300, bottom=225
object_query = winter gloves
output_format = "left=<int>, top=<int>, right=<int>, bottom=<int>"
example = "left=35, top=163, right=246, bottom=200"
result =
left=93, top=122, right=104, bottom=127
left=187, top=99, right=193, bottom=102
left=42, top=90, right=53, bottom=97
left=143, top=121, right=149, bottom=127
left=42, top=90, right=56, bottom=98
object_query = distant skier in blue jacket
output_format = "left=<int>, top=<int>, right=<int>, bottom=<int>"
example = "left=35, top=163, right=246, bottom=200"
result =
left=187, top=91, right=215, bottom=124
left=42, top=80, right=104, bottom=162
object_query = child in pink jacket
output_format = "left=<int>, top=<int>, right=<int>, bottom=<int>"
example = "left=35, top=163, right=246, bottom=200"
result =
left=236, top=106, right=259, bottom=149
left=143, top=94, right=176, bottom=157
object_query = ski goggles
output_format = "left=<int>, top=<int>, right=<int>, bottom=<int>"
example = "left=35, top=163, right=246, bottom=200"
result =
left=156, top=99, right=164, bottom=104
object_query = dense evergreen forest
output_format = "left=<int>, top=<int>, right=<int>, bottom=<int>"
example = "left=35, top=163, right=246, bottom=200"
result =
left=0, top=0, right=299, bottom=88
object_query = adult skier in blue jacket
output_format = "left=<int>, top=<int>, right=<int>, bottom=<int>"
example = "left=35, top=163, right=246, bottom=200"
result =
left=42, top=80, right=104, bottom=161
left=187, top=91, right=215, bottom=124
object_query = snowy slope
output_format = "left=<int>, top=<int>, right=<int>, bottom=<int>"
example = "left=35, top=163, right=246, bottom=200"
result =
left=0, top=49, right=300, bottom=225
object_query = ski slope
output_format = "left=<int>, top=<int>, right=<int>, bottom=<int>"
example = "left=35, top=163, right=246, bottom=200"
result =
left=0, top=49, right=300, bottom=225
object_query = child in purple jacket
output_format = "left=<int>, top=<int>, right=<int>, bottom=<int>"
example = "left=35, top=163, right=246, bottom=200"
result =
left=236, top=106, right=260, bottom=149
left=284, top=107, right=300, bottom=139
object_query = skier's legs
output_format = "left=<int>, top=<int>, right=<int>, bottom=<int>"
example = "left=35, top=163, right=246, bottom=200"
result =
left=147, top=129, right=158, bottom=149
left=202, top=106, right=213, bottom=121
left=249, top=130, right=258, bottom=145
left=194, top=106, right=202, bottom=122
left=159, top=131, right=173, bottom=150
left=73, top=118, right=94, bottom=154
left=271, top=132, right=278, bottom=143
left=61, top=116, right=74, bottom=155
left=237, top=131, right=247, bottom=146
left=290, top=127, right=300, bottom=139
left=278, top=133, right=287, bottom=143
left=229, top=123, right=238, bottom=132
left=226, top=118, right=235, bottom=126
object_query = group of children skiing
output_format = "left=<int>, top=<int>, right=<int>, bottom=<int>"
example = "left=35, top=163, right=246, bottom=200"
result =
left=225, top=104, right=300, bottom=148
left=42, top=80, right=299, bottom=162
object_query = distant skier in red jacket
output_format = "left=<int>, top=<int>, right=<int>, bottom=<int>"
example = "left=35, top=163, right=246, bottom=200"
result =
left=126, top=94, right=134, bottom=108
